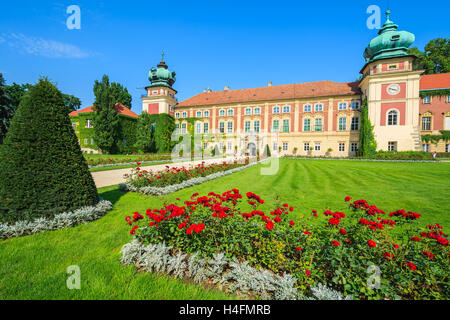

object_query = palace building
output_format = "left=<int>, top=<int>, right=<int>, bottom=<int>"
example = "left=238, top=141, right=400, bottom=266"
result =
left=142, top=11, right=450, bottom=157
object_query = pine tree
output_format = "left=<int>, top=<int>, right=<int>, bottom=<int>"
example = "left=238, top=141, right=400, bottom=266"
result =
left=92, top=75, right=119, bottom=154
left=0, top=78, right=99, bottom=223
left=0, top=74, right=14, bottom=144
left=357, top=99, right=377, bottom=157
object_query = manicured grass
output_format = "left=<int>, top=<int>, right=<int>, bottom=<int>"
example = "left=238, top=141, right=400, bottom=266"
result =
left=0, top=159, right=448, bottom=299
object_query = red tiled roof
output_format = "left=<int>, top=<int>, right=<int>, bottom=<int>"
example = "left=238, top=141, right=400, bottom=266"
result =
left=177, top=81, right=361, bottom=107
left=69, top=103, right=139, bottom=118
left=420, top=73, right=450, bottom=91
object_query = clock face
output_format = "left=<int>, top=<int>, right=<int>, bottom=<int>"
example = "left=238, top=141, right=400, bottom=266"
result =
left=387, top=84, right=400, bottom=95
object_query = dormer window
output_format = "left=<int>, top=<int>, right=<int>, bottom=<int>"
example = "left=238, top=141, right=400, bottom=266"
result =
left=388, top=64, right=398, bottom=70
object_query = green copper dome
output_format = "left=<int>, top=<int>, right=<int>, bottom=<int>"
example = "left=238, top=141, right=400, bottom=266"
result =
left=148, top=54, right=176, bottom=88
left=363, top=10, right=415, bottom=63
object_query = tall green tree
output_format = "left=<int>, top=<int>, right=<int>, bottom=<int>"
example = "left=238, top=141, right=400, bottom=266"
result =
left=111, top=82, right=132, bottom=109
left=134, top=112, right=155, bottom=153
left=409, top=38, right=450, bottom=74
left=357, top=99, right=377, bottom=157
left=62, top=94, right=82, bottom=113
left=0, top=74, right=14, bottom=144
left=92, top=75, right=119, bottom=154
left=0, top=78, right=98, bottom=223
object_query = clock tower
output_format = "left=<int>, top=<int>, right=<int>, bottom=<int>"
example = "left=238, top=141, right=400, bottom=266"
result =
left=359, top=10, right=423, bottom=151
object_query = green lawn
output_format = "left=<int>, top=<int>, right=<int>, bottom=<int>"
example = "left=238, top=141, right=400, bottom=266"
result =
left=1, top=159, right=449, bottom=299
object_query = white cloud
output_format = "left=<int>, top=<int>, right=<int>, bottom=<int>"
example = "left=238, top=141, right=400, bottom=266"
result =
left=1, top=33, right=93, bottom=59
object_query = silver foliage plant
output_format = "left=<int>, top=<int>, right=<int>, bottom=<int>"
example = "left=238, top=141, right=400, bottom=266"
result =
left=120, top=240, right=351, bottom=300
left=119, top=159, right=269, bottom=196
left=0, top=200, right=113, bottom=239
left=88, top=160, right=165, bottom=169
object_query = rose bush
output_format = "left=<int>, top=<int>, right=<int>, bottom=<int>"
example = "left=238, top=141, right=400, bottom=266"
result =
left=125, top=190, right=449, bottom=300
left=125, top=159, right=250, bottom=188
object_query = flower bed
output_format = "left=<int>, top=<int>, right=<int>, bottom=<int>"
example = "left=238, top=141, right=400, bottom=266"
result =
left=0, top=200, right=113, bottom=239
left=124, top=190, right=449, bottom=300
left=119, top=158, right=266, bottom=196
left=86, top=154, right=172, bottom=167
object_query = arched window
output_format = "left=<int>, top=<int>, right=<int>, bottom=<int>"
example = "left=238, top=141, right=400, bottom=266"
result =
left=387, top=110, right=398, bottom=126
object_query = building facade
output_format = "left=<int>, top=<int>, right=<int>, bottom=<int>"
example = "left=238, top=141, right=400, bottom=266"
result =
left=142, top=11, right=450, bottom=157
left=69, top=103, right=138, bottom=154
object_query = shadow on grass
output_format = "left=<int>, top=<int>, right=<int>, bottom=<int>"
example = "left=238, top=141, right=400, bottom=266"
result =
left=98, top=185, right=126, bottom=206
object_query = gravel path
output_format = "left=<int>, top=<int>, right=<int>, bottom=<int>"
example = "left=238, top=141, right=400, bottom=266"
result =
left=91, top=156, right=241, bottom=188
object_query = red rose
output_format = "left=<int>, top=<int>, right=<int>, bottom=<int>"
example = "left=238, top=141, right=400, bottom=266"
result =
left=331, top=240, right=341, bottom=246
left=296, top=247, right=302, bottom=251
left=368, top=240, right=377, bottom=248
left=339, top=228, right=347, bottom=235
left=305, top=270, right=311, bottom=276
left=289, top=220, right=295, bottom=226
left=345, top=196, right=352, bottom=202
left=266, top=222, right=274, bottom=231
left=289, top=206, right=294, bottom=211
left=423, top=251, right=434, bottom=259
left=345, top=239, right=351, bottom=244
left=405, top=262, right=417, bottom=271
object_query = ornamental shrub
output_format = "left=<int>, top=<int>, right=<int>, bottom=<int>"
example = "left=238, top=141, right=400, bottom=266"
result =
left=0, top=78, right=99, bottom=224
left=126, top=190, right=449, bottom=299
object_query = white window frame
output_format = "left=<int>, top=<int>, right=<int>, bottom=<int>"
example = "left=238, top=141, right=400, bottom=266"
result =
left=181, top=123, right=187, bottom=134
left=387, top=109, right=399, bottom=126
left=388, top=141, right=397, bottom=151
left=227, top=121, right=233, bottom=133
left=314, top=118, right=323, bottom=131
left=338, top=143, right=345, bottom=152
left=350, top=142, right=358, bottom=152
left=175, top=112, right=180, bottom=118
left=254, top=120, right=260, bottom=133
left=338, top=102, right=347, bottom=110
left=196, top=111, right=202, bottom=118
left=272, top=120, right=279, bottom=132
left=272, top=106, right=280, bottom=114
left=244, top=121, right=251, bottom=133
left=203, top=122, right=209, bottom=133
left=304, top=104, right=312, bottom=112
left=422, top=144, right=430, bottom=152
left=244, top=108, right=252, bottom=115
left=204, top=110, right=210, bottom=117
left=282, top=142, right=288, bottom=151
left=303, top=142, right=310, bottom=151
left=422, top=116, right=431, bottom=131
left=338, top=117, right=347, bottom=131
left=219, top=109, right=226, bottom=117
left=351, top=117, right=359, bottom=131
left=423, top=96, right=431, bottom=104
left=446, top=144, right=450, bottom=152
left=314, top=104, right=323, bottom=112
left=314, top=142, right=321, bottom=151
left=303, top=118, right=311, bottom=132
left=282, top=105, right=290, bottom=113
left=350, top=101, right=360, bottom=110
left=254, top=107, right=261, bottom=115
left=228, top=109, right=234, bottom=116
left=86, top=119, right=93, bottom=128
left=219, top=122, right=225, bottom=133
left=182, top=112, right=187, bottom=118
left=195, top=122, right=202, bottom=134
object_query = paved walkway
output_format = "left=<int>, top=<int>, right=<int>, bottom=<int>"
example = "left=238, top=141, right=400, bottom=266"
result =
left=92, top=156, right=241, bottom=188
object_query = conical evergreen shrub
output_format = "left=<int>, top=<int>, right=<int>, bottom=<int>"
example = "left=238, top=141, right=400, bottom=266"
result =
left=0, top=78, right=99, bottom=224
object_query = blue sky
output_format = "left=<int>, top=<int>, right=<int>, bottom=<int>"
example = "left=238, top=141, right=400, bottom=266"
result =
left=0, top=0, right=449, bottom=115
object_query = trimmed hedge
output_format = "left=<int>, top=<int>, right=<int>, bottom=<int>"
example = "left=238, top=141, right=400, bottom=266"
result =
left=0, top=78, right=99, bottom=224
